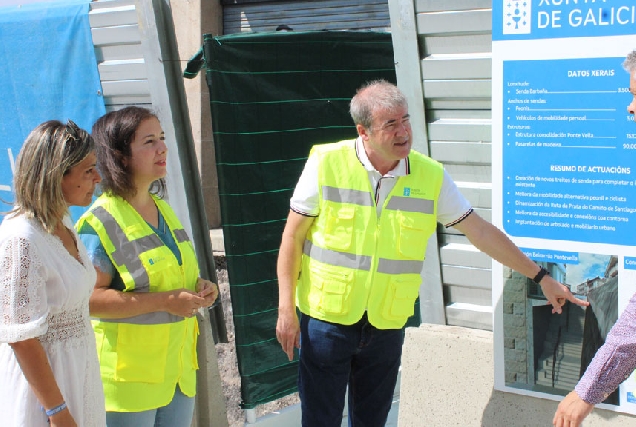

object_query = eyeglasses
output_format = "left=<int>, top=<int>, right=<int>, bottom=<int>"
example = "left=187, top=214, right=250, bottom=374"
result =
left=374, top=115, right=411, bottom=133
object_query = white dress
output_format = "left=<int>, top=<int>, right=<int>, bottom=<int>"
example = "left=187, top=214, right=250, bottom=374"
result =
left=0, top=215, right=106, bottom=427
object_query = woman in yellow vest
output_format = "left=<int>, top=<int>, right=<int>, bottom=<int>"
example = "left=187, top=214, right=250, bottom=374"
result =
left=76, top=107, right=218, bottom=427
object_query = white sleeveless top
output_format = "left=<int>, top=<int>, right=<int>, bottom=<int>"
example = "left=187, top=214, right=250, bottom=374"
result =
left=0, top=214, right=106, bottom=427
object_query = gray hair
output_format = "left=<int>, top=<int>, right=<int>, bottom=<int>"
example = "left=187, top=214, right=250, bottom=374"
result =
left=349, top=80, right=408, bottom=130
left=10, top=120, right=94, bottom=232
left=623, top=50, right=636, bottom=73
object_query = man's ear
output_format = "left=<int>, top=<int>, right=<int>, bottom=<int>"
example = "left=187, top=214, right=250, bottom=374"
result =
left=357, top=124, right=370, bottom=140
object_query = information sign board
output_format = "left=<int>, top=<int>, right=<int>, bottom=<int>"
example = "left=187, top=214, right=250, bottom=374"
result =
left=493, top=0, right=636, bottom=414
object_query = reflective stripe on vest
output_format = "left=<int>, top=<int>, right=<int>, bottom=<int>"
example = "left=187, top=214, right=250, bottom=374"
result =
left=92, top=206, right=155, bottom=292
left=322, top=186, right=373, bottom=206
left=385, top=196, right=434, bottom=214
left=99, top=311, right=184, bottom=325
left=303, top=240, right=372, bottom=271
left=173, top=229, right=190, bottom=243
left=304, top=239, right=423, bottom=275
left=377, top=258, right=423, bottom=275
left=322, top=186, right=434, bottom=214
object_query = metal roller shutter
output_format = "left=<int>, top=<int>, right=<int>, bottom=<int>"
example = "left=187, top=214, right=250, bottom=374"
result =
left=222, top=0, right=390, bottom=34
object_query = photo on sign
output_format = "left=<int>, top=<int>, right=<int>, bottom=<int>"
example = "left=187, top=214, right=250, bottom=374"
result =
left=503, top=253, right=618, bottom=404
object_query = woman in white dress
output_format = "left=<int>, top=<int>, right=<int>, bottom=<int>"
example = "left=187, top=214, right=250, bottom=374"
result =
left=0, top=120, right=106, bottom=427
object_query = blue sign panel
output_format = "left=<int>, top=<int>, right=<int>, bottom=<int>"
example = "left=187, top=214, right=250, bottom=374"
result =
left=493, top=0, right=636, bottom=41
left=624, top=257, right=636, bottom=270
left=520, top=248, right=580, bottom=264
left=502, top=56, right=636, bottom=245
left=0, top=1, right=104, bottom=220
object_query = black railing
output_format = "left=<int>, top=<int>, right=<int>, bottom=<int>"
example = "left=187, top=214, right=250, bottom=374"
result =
left=552, top=326, right=562, bottom=388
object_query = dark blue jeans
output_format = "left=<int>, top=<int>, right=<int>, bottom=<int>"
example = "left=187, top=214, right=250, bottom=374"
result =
left=298, top=313, right=404, bottom=427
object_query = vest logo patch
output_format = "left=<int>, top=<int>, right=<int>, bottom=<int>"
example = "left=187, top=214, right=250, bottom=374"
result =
left=404, top=187, right=425, bottom=197
left=148, top=256, right=166, bottom=265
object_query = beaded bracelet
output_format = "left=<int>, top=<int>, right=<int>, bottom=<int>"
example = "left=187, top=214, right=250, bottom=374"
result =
left=45, top=402, right=67, bottom=418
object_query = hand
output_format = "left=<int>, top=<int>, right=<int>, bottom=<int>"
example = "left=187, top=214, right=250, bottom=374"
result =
left=540, top=276, right=589, bottom=314
left=196, top=277, right=219, bottom=308
left=164, top=289, right=206, bottom=318
left=553, top=390, right=594, bottom=427
left=276, top=308, right=300, bottom=361
left=48, top=407, right=77, bottom=427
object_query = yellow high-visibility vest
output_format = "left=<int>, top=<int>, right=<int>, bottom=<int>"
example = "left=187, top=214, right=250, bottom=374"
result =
left=77, top=194, right=200, bottom=412
left=297, top=140, right=443, bottom=329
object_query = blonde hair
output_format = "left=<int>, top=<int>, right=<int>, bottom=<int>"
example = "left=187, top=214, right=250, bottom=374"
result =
left=10, top=120, right=94, bottom=232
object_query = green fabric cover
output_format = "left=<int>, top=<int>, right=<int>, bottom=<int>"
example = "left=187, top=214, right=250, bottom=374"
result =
left=203, top=30, right=420, bottom=409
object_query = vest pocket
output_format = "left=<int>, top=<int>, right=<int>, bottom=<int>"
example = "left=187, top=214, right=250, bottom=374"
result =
left=397, top=216, right=430, bottom=260
left=115, top=323, right=169, bottom=383
left=382, top=275, right=421, bottom=321
left=324, top=206, right=355, bottom=251
left=309, top=263, right=354, bottom=315
left=145, top=257, right=177, bottom=291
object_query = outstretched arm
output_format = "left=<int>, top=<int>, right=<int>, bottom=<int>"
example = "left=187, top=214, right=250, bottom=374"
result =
left=554, top=291, right=636, bottom=426
left=452, top=212, right=588, bottom=313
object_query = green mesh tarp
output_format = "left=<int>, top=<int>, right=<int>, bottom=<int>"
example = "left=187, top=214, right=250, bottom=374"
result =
left=203, top=30, right=420, bottom=409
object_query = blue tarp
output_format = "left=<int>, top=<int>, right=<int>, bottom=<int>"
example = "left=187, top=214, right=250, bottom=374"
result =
left=0, top=0, right=105, bottom=219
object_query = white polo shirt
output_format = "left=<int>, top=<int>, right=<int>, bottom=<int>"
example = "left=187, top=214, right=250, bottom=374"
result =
left=290, top=138, right=473, bottom=227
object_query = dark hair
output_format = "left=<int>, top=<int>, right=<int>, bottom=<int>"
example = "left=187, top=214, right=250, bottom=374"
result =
left=92, top=106, right=166, bottom=198
left=10, top=120, right=94, bottom=232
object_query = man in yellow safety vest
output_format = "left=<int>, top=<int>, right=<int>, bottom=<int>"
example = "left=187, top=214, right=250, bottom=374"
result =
left=276, top=80, right=587, bottom=427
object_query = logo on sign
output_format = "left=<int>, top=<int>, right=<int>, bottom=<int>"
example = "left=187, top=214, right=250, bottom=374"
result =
left=403, top=188, right=411, bottom=197
left=503, top=1, right=531, bottom=35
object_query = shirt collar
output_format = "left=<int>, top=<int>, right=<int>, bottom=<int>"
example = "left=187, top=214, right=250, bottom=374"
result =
left=355, top=137, right=410, bottom=177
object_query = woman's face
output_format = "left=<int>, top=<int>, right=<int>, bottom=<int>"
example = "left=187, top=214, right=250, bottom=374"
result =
left=61, top=151, right=101, bottom=207
left=127, top=117, right=167, bottom=187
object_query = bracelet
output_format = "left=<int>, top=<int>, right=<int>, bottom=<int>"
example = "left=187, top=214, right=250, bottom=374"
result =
left=532, top=267, right=550, bottom=284
left=45, top=402, right=67, bottom=417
